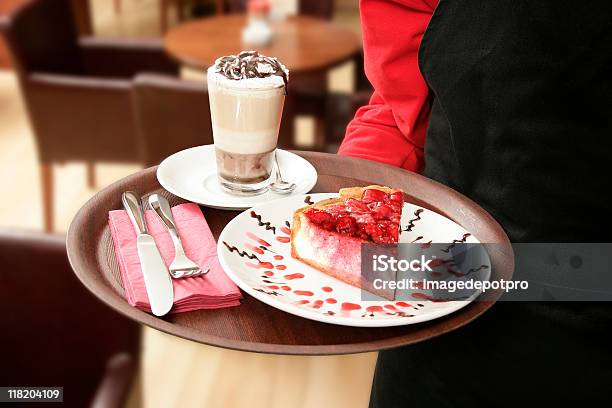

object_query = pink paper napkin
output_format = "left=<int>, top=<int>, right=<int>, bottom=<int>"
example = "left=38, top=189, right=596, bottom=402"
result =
left=108, top=203, right=241, bottom=313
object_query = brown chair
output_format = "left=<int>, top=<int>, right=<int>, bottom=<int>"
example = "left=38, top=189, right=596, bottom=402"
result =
left=0, top=0, right=179, bottom=232
left=0, top=229, right=140, bottom=407
left=133, top=73, right=213, bottom=167
left=132, top=73, right=297, bottom=165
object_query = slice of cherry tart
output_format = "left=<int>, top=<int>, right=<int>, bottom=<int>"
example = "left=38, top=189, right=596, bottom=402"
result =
left=290, top=186, right=404, bottom=294
left=303, top=187, right=403, bottom=244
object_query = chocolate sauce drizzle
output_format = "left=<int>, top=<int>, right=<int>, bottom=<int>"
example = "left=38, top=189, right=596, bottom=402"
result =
left=259, top=245, right=278, bottom=254
left=215, top=51, right=289, bottom=94
left=223, top=241, right=261, bottom=262
left=441, top=233, right=472, bottom=253
left=304, top=195, right=314, bottom=205
left=420, top=240, right=433, bottom=249
left=434, top=260, right=487, bottom=278
left=404, top=209, right=424, bottom=232
left=262, top=279, right=286, bottom=284
left=254, top=288, right=282, bottom=296
left=464, top=264, right=489, bottom=276
left=250, top=210, right=276, bottom=234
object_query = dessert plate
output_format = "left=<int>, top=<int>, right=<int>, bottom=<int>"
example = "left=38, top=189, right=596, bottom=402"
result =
left=157, top=145, right=317, bottom=210
left=218, top=193, right=491, bottom=328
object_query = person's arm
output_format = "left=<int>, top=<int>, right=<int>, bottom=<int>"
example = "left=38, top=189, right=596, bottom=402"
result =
left=338, top=0, right=437, bottom=173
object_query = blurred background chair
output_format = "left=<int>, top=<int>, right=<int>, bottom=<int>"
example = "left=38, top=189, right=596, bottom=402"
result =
left=133, top=73, right=212, bottom=167
left=0, top=0, right=179, bottom=232
left=0, top=229, right=140, bottom=407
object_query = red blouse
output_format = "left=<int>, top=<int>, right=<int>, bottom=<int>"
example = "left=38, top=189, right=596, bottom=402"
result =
left=338, top=0, right=438, bottom=173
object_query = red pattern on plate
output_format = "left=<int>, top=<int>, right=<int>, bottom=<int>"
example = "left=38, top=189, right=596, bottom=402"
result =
left=246, top=232, right=270, bottom=246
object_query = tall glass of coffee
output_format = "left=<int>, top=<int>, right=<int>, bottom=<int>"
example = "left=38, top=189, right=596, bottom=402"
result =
left=207, top=51, right=288, bottom=195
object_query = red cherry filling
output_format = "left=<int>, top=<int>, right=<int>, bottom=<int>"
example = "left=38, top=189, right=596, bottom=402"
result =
left=345, top=198, right=369, bottom=212
left=306, top=209, right=332, bottom=225
left=336, top=215, right=357, bottom=234
left=304, top=188, right=403, bottom=244
left=370, top=202, right=395, bottom=220
left=388, top=191, right=404, bottom=203
left=361, top=188, right=387, bottom=203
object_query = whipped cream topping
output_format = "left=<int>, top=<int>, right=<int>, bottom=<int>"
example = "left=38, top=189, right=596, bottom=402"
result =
left=211, top=51, right=289, bottom=92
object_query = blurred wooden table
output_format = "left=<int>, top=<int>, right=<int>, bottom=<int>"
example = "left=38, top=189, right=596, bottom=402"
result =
left=163, top=14, right=361, bottom=73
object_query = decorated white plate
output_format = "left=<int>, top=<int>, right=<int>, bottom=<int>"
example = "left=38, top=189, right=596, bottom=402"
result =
left=157, top=145, right=317, bottom=210
left=217, top=193, right=491, bottom=327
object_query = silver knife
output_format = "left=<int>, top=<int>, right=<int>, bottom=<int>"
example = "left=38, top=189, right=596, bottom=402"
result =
left=122, top=191, right=174, bottom=316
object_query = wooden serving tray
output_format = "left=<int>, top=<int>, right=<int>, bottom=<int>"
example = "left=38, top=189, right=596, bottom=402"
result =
left=67, top=151, right=512, bottom=355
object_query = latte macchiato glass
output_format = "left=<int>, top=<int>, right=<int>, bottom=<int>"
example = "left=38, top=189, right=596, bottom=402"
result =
left=207, top=51, right=288, bottom=195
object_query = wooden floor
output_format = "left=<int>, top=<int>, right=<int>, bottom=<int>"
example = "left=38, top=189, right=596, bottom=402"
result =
left=0, top=1, right=376, bottom=407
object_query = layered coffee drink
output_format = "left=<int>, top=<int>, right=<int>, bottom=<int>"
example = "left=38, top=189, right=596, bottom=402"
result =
left=207, top=51, right=288, bottom=195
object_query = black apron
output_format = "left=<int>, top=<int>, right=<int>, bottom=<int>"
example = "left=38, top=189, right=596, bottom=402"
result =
left=370, top=1, right=612, bottom=406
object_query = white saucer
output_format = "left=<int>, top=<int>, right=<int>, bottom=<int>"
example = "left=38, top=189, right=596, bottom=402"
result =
left=156, top=145, right=318, bottom=210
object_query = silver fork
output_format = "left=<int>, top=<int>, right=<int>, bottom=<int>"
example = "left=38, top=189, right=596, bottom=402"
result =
left=148, top=194, right=208, bottom=279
